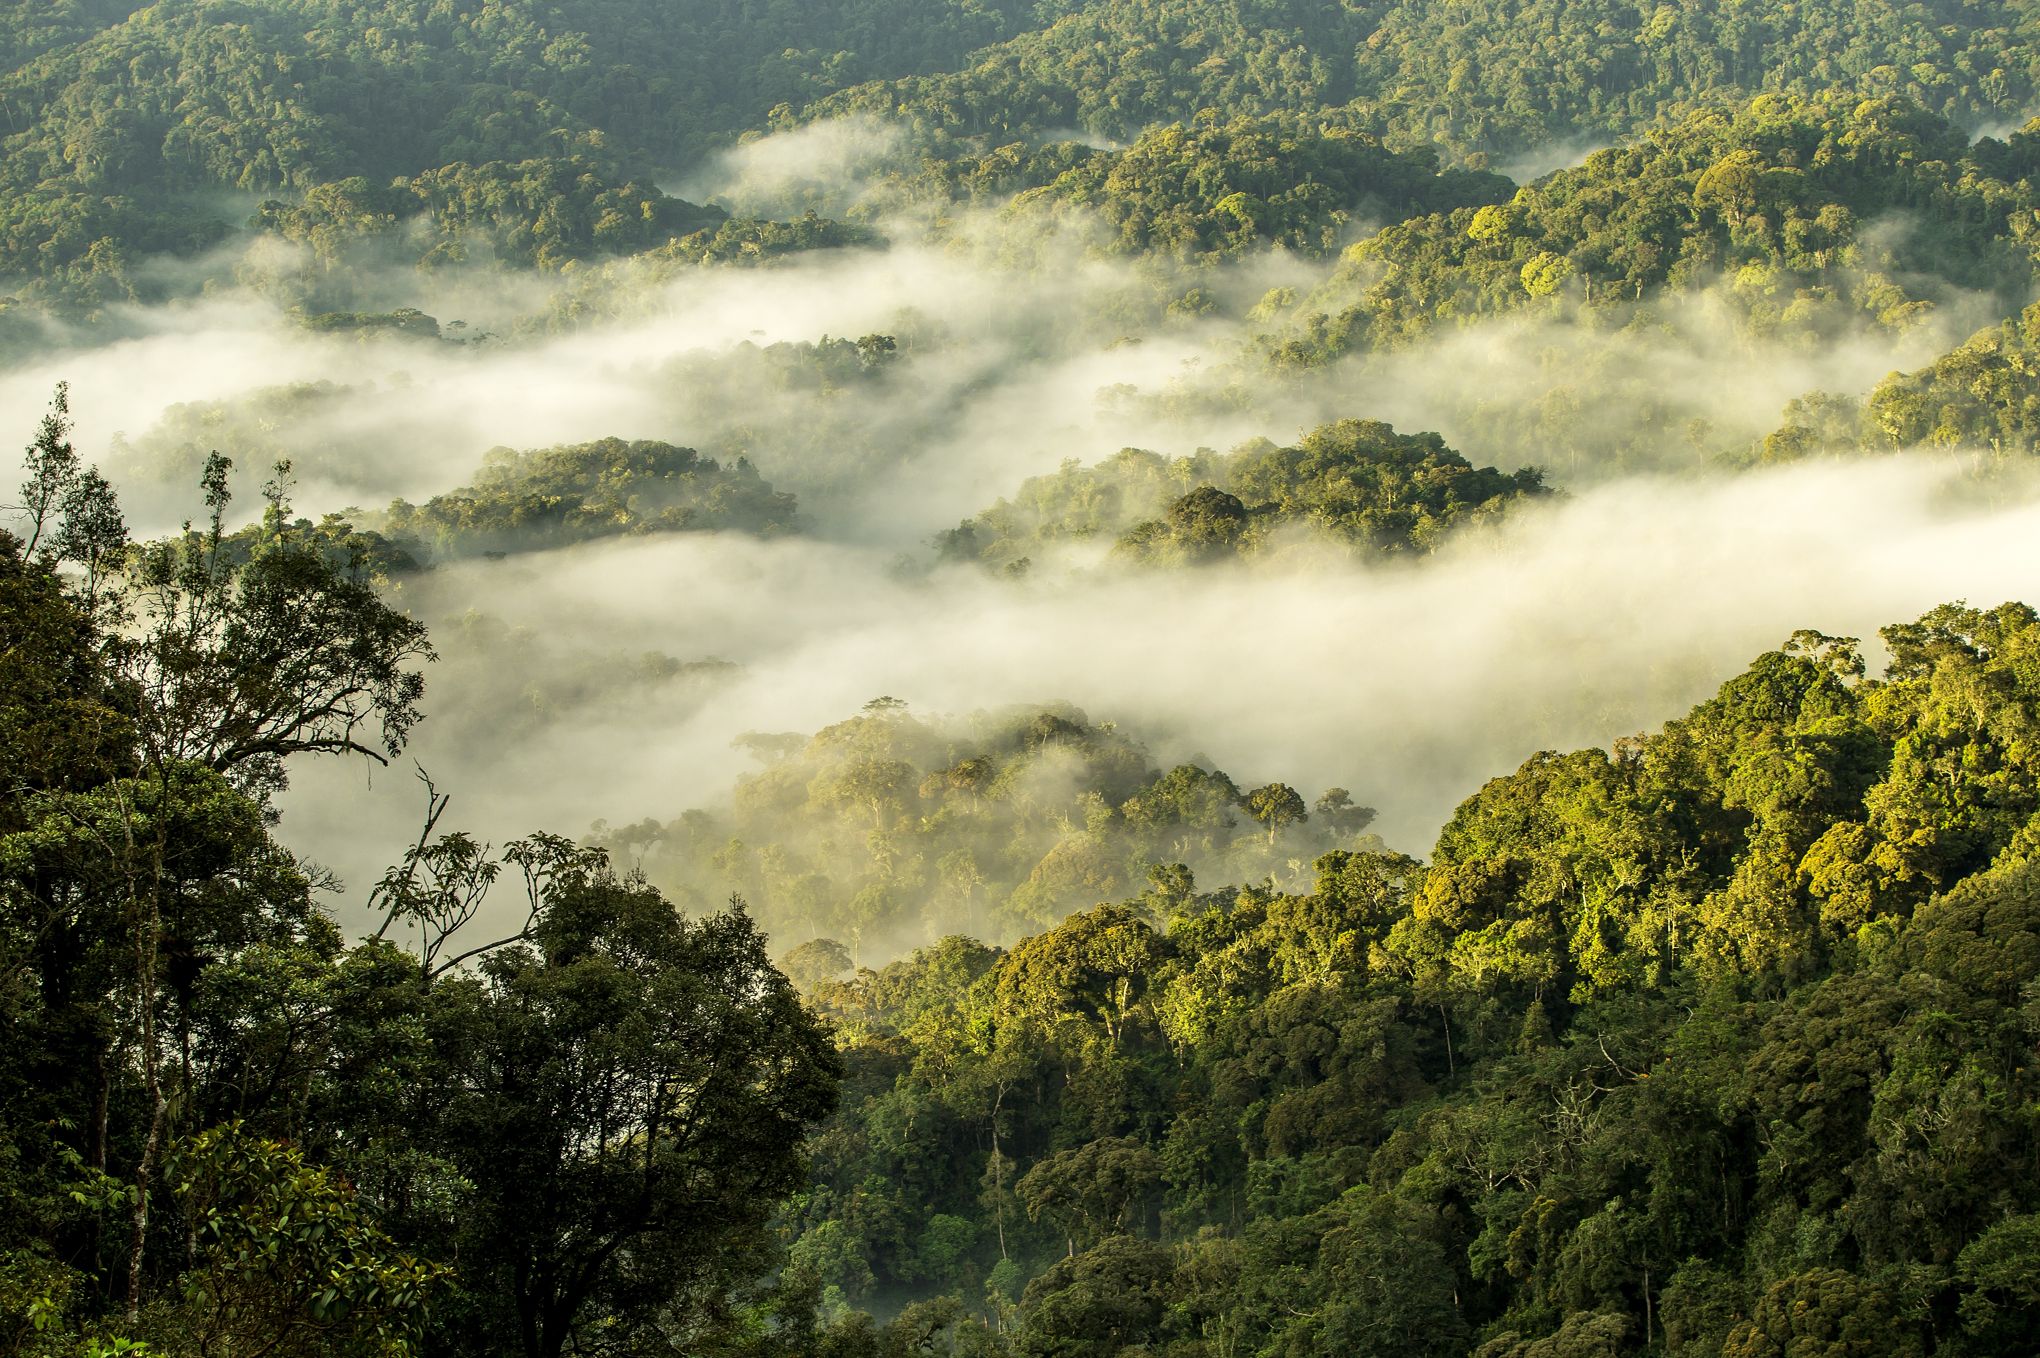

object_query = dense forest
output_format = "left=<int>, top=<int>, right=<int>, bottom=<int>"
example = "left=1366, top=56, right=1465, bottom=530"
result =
left=936, top=419, right=1547, bottom=571
left=782, top=607, right=2040, bottom=1358
left=8, top=1, right=2040, bottom=1355
left=11, top=396, right=2040, bottom=1357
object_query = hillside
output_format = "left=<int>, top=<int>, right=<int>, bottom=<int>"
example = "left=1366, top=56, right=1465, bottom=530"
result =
left=9, top=1, right=2040, bottom=1355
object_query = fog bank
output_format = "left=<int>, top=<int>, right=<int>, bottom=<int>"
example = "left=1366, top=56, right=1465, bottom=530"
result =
left=276, top=452, right=2040, bottom=943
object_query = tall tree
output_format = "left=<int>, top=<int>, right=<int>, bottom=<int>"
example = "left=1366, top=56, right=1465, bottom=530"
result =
left=427, top=865, right=840, bottom=1358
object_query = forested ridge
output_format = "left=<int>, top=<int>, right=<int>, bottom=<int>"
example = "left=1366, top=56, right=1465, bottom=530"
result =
left=8, top=0, right=2040, bottom=1355
left=937, top=418, right=1547, bottom=571
left=785, top=608, right=2040, bottom=1358
left=810, top=0, right=2040, bottom=156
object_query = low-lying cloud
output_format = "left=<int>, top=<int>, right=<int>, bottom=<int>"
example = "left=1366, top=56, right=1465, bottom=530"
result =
left=275, top=452, right=2040, bottom=947
left=2, top=151, right=2034, bottom=956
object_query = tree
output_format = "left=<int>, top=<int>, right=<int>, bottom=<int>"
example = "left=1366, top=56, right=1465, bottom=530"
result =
left=167, top=1124, right=447, bottom=1357
left=998, top=903, right=1165, bottom=1050
left=1475, top=1312, right=1631, bottom=1358
left=1520, top=250, right=1575, bottom=298
left=1313, top=788, right=1376, bottom=838
left=1017, top=1235, right=1172, bottom=1358
left=0, top=395, right=858, bottom=1358
left=429, top=866, right=840, bottom=1358
left=5, top=433, right=436, bottom=1317
left=1244, top=783, right=1308, bottom=845
left=1121, top=764, right=1240, bottom=838
left=12, top=384, right=79, bottom=560
left=813, top=757, right=918, bottom=832
left=1015, top=1138, right=1163, bottom=1255
left=782, top=937, right=855, bottom=994
left=1956, top=1213, right=2040, bottom=1345
left=1120, top=485, right=1252, bottom=564
left=1248, top=1187, right=1466, bottom=1358
left=120, top=456, right=431, bottom=802
left=1719, top=1269, right=1923, bottom=1358
left=0, top=527, right=131, bottom=802
left=1692, top=149, right=1779, bottom=228
left=10, top=384, right=125, bottom=610
left=1, top=759, right=319, bottom=1316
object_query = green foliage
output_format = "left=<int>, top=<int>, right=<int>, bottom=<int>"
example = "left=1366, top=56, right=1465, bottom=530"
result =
left=427, top=871, right=841, bottom=1356
left=0, top=535, right=132, bottom=801
left=1400, top=608, right=2040, bottom=1001
left=943, top=419, right=1546, bottom=570
left=1720, top=1269, right=1923, bottom=1357
left=812, top=0, right=2040, bottom=162
left=812, top=0, right=1362, bottom=145
left=20, top=392, right=2040, bottom=1358
left=1272, top=94, right=2039, bottom=362
left=1018, top=1235, right=1172, bottom=1358
left=9, top=0, right=2040, bottom=329
left=17, top=0, right=2040, bottom=1328
left=240, top=167, right=878, bottom=316
left=602, top=700, right=1380, bottom=952
left=0, top=401, right=839, bottom=1358
left=776, top=601, right=2040, bottom=1357
left=293, top=306, right=443, bottom=339
left=13, top=0, right=2040, bottom=303
left=1762, top=295, right=2040, bottom=460
left=1008, top=112, right=1509, bottom=261
left=380, top=436, right=799, bottom=562
left=250, top=156, right=789, bottom=279
left=649, top=212, right=883, bottom=267
left=1015, top=1138, right=1163, bottom=1251
left=0, top=0, right=1027, bottom=285
left=399, top=157, right=723, bottom=270
left=121, top=455, right=432, bottom=797
left=1247, top=1186, right=1465, bottom=1358
left=166, top=1124, right=447, bottom=1356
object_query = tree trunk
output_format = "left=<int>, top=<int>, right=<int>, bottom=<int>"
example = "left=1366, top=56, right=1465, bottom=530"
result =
left=989, top=1087, right=1010, bottom=1260
left=126, top=912, right=166, bottom=1321
left=1643, top=1264, right=1653, bottom=1344
left=92, top=1047, right=110, bottom=1173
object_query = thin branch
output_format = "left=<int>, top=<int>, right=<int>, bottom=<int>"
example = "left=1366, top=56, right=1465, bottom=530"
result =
left=370, top=768, right=451, bottom=943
